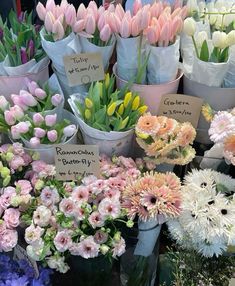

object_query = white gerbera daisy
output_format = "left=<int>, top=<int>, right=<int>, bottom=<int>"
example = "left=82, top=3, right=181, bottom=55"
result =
left=212, top=172, right=235, bottom=193
left=197, top=240, right=227, bottom=257
left=184, top=169, right=216, bottom=190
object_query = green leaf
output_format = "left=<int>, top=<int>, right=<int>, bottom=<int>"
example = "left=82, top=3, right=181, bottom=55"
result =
left=94, top=106, right=107, bottom=124
left=219, top=47, right=229, bottom=63
left=199, top=40, right=209, bottom=62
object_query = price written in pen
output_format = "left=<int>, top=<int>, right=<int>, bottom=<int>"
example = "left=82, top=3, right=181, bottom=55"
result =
left=68, top=64, right=100, bottom=75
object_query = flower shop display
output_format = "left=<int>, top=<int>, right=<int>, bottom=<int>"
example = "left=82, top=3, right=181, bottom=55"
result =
left=69, top=74, right=147, bottom=156
left=120, top=171, right=181, bottom=286
left=0, top=254, right=53, bottom=286
left=135, top=113, right=196, bottom=166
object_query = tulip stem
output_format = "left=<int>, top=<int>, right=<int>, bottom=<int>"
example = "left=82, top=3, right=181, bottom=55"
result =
left=192, top=35, right=200, bottom=59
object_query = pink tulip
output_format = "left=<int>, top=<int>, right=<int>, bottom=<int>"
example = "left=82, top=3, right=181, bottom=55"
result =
left=131, top=16, right=140, bottom=37
left=107, top=4, right=115, bottom=13
left=29, top=137, right=41, bottom=148
left=9, top=105, right=24, bottom=120
left=115, top=4, right=125, bottom=20
left=33, top=113, right=44, bottom=126
left=180, top=6, right=189, bottom=20
left=73, top=20, right=86, bottom=33
left=163, top=6, right=172, bottom=15
left=11, top=94, right=28, bottom=111
left=100, top=24, right=111, bottom=42
left=77, top=3, right=87, bottom=20
left=0, top=96, right=9, bottom=111
left=140, top=7, right=151, bottom=31
left=125, top=11, right=132, bottom=22
left=87, top=1, right=98, bottom=21
left=120, top=17, right=131, bottom=38
left=45, top=114, right=57, bottom=127
left=11, top=125, right=20, bottom=140
left=150, top=2, right=162, bottom=18
left=47, top=130, right=58, bottom=143
left=98, top=6, right=105, bottom=18
left=52, top=19, right=65, bottom=41
left=159, top=21, right=171, bottom=46
left=54, top=5, right=64, bottom=19
left=34, top=88, right=47, bottom=100
left=158, top=13, right=168, bottom=28
left=146, top=26, right=158, bottom=45
left=46, top=0, right=55, bottom=12
left=61, top=0, right=69, bottom=10
left=20, top=91, right=38, bottom=107
left=51, top=94, right=63, bottom=106
left=27, top=81, right=38, bottom=95
left=36, top=2, right=47, bottom=21
left=63, top=125, right=76, bottom=137
left=44, top=11, right=55, bottom=33
left=171, top=16, right=183, bottom=40
left=133, top=0, right=142, bottom=16
left=85, top=14, right=96, bottom=35
left=171, top=7, right=181, bottom=19
left=109, top=13, right=120, bottom=34
left=65, top=5, right=76, bottom=26
left=34, top=128, right=46, bottom=139
left=4, top=111, right=16, bottom=126
left=98, top=13, right=106, bottom=32
left=14, top=122, right=30, bottom=134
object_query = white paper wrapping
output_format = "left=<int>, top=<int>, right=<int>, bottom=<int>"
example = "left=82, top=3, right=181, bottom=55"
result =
left=147, top=38, right=180, bottom=84
left=134, top=220, right=161, bottom=257
left=2, top=56, right=49, bottom=76
left=68, top=94, right=134, bottom=157
left=26, top=74, right=65, bottom=121
left=224, top=45, right=235, bottom=87
left=116, top=35, right=146, bottom=83
left=200, top=143, right=224, bottom=170
left=79, top=35, right=116, bottom=71
left=40, top=29, right=82, bottom=74
left=190, top=57, right=229, bottom=87
left=181, top=21, right=211, bottom=75
left=0, top=61, right=7, bottom=75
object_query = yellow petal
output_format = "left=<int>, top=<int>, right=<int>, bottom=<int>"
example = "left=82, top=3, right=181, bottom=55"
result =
left=117, top=103, right=124, bottom=116
left=85, top=109, right=91, bottom=119
left=137, top=105, right=148, bottom=115
left=85, top=98, right=93, bottom=109
left=124, top=92, right=132, bottom=108
left=107, top=102, right=117, bottom=116
left=132, top=96, right=140, bottom=110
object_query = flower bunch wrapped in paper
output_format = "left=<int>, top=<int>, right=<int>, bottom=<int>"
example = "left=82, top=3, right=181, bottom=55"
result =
left=168, top=169, right=235, bottom=257
left=0, top=11, right=47, bottom=76
left=135, top=113, right=196, bottom=165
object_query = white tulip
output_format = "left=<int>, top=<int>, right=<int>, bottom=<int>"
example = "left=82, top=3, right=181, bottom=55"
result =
left=227, top=30, right=235, bottom=46
left=196, top=31, right=209, bottom=47
left=215, top=15, right=223, bottom=30
left=187, top=0, right=199, bottom=15
left=215, top=0, right=226, bottom=10
left=198, top=1, right=206, bottom=12
left=224, top=13, right=235, bottom=27
left=212, top=31, right=229, bottom=49
left=209, top=8, right=218, bottom=25
left=183, top=17, right=196, bottom=37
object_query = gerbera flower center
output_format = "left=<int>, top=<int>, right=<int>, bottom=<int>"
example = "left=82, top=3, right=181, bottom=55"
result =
left=221, top=209, right=227, bottom=215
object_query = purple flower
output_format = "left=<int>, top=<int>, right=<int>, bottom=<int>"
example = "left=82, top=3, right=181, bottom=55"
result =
left=27, top=40, right=35, bottom=60
left=20, top=47, right=28, bottom=64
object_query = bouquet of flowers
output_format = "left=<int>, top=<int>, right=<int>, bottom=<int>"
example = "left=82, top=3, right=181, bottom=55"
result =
left=167, top=169, right=235, bottom=257
left=0, top=254, right=52, bottom=286
left=120, top=171, right=182, bottom=286
left=135, top=113, right=196, bottom=165
left=0, top=11, right=46, bottom=76
left=201, top=105, right=235, bottom=167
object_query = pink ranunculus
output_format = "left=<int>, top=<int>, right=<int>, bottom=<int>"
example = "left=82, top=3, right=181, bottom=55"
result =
left=32, top=160, right=47, bottom=173
left=73, top=205, right=86, bottom=221
left=9, top=155, right=25, bottom=170
left=45, top=114, right=57, bottom=127
left=94, top=230, right=108, bottom=244
left=63, top=125, right=76, bottom=138
left=75, top=236, right=100, bottom=258
left=41, top=187, right=60, bottom=207
left=47, top=130, right=58, bottom=143
left=33, top=113, right=44, bottom=126
left=107, top=177, right=125, bottom=190
left=3, top=208, right=20, bottom=229
left=34, top=127, right=46, bottom=139
left=22, top=153, right=32, bottom=165
left=105, top=189, right=120, bottom=201
left=0, top=229, right=18, bottom=252
left=0, top=187, right=16, bottom=209
left=27, top=81, right=39, bottom=95
left=34, top=88, right=47, bottom=100
left=71, top=186, right=89, bottom=203
left=98, top=198, right=121, bottom=219
left=88, top=211, right=105, bottom=228
left=82, top=175, right=97, bottom=186
left=90, top=179, right=108, bottom=195
left=126, top=168, right=141, bottom=179
left=4, top=110, right=16, bottom=126
left=15, top=180, right=32, bottom=195
left=59, top=198, right=75, bottom=217
left=51, top=94, right=63, bottom=107
left=25, top=224, right=44, bottom=245
left=54, top=230, right=72, bottom=252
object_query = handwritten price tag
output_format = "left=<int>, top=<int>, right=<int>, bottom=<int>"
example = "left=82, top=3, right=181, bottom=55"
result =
left=157, top=94, right=203, bottom=128
left=54, top=145, right=100, bottom=181
left=63, top=53, right=105, bottom=86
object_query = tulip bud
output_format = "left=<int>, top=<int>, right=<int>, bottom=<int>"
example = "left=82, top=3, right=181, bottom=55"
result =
left=36, top=2, right=47, bottom=21
left=63, top=125, right=76, bottom=137
left=27, top=81, right=38, bottom=95
left=183, top=17, right=196, bottom=36
left=45, top=114, right=57, bottom=127
left=9, top=105, right=24, bottom=120
left=137, top=105, right=148, bottom=114
left=52, top=19, right=65, bottom=41
left=34, top=128, right=46, bottom=139
left=34, top=88, right=47, bottom=100
left=196, top=31, right=208, bottom=48
left=85, top=14, right=96, bottom=35
left=20, top=91, right=38, bottom=107
left=107, top=102, right=117, bottom=116
left=100, top=24, right=111, bottom=42
left=29, top=137, right=41, bottom=148
left=44, top=11, right=55, bottom=33
left=120, top=17, right=131, bottom=38
left=51, top=94, right=63, bottom=106
left=209, top=8, right=218, bottom=25
left=73, top=20, right=85, bottom=33
left=132, top=96, right=140, bottom=110
left=3, top=176, right=11, bottom=187
left=33, top=113, right=44, bottom=125
left=212, top=31, right=228, bottom=49
left=227, top=30, right=235, bottom=47
left=4, top=111, right=16, bottom=126
left=0, top=96, right=9, bottom=111
left=104, top=73, right=110, bottom=89
left=65, top=4, right=76, bottom=26
left=47, top=130, right=58, bottom=143
left=85, top=109, right=91, bottom=120
left=117, top=103, right=124, bottom=116
left=124, top=92, right=132, bottom=108
left=120, top=116, right=129, bottom=130
left=85, top=98, right=93, bottom=109
left=135, top=131, right=149, bottom=139
left=1, top=167, right=10, bottom=178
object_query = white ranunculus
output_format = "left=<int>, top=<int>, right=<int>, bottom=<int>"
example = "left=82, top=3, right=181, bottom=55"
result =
left=196, top=31, right=209, bottom=47
left=183, top=17, right=196, bottom=37
left=212, top=31, right=229, bottom=49
left=227, top=30, right=235, bottom=46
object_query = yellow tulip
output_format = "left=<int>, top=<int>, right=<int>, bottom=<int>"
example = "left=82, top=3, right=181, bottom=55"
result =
left=117, top=103, right=124, bottom=116
left=85, top=109, right=91, bottom=120
left=85, top=98, right=93, bottom=109
left=120, top=116, right=129, bottom=129
left=105, top=73, right=110, bottom=89
left=136, top=131, right=149, bottom=139
left=137, top=105, right=148, bottom=115
left=107, top=102, right=117, bottom=116
left=98, top=82, right=103, bottom=97
left=132, top=96, right=140, bottom=110
left=124, top=92, right=132, bottom=108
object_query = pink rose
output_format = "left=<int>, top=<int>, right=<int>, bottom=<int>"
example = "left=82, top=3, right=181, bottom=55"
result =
left=54, top=230, right=72, bottom=252
left=45, top=114, right=57, bottom=127
left=15, top=180, right=32, bottom=195
left=0, top=229, right=18, bottom=252
left=3, top=208, right=20, bottom=229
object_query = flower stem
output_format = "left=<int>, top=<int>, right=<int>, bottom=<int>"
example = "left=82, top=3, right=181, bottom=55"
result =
left=192, top=36, right=200, bottom=59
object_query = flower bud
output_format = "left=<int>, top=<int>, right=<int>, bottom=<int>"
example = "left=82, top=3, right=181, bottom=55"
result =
left=183, top=17, right=196, bottom=37
left=212, top=31, right=228, bottom=49
left=196, top=31, right=208, bottom=48
left=113, top=231, right=121, bottom=242
left=107, top=102, right=117, bottom=116
left=100, top=244, right=110, bottom=255
left=3, top=176, right=11, bottom=187
left=6, top=152, right=14, bottom=162
left=63, top=125, right=76, bottom=138
left=51, top=94, right=63, bottom=107
left=0, top=96, right=9, bottom=111
left=11, top=195, right=22, bottom=207
left=227, top=30, right=235, bottom=47
left=33, top=113, right=44, bottom=125
left=132, top=96, right=140, bottom=110
left=35, top=179, right=44, bottom=190
left=29, top=137, right=41, bottom=148
left=85, top=109, right=91, bottom=120
left=104, top=73, right=110, bottom=89
left=47, top=130, right=58, bottom=143
left=1, top=167, right=10, bottom=178
left=137, top=105, right=148, bottom=115
left=124, top=92, right=132, bottom=108
left=34, top=128, right=46, bottom=138
left=45, top=114, right=57, bottom=127
left=126, top=220, right=134, bottom=228
left=117, top=103, right=124, bottom=116
left=85, top=98, right=93, bottom=109
left=120, top=116, right=129, bottom=130
left=34, top=88, right=47, bottom=100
